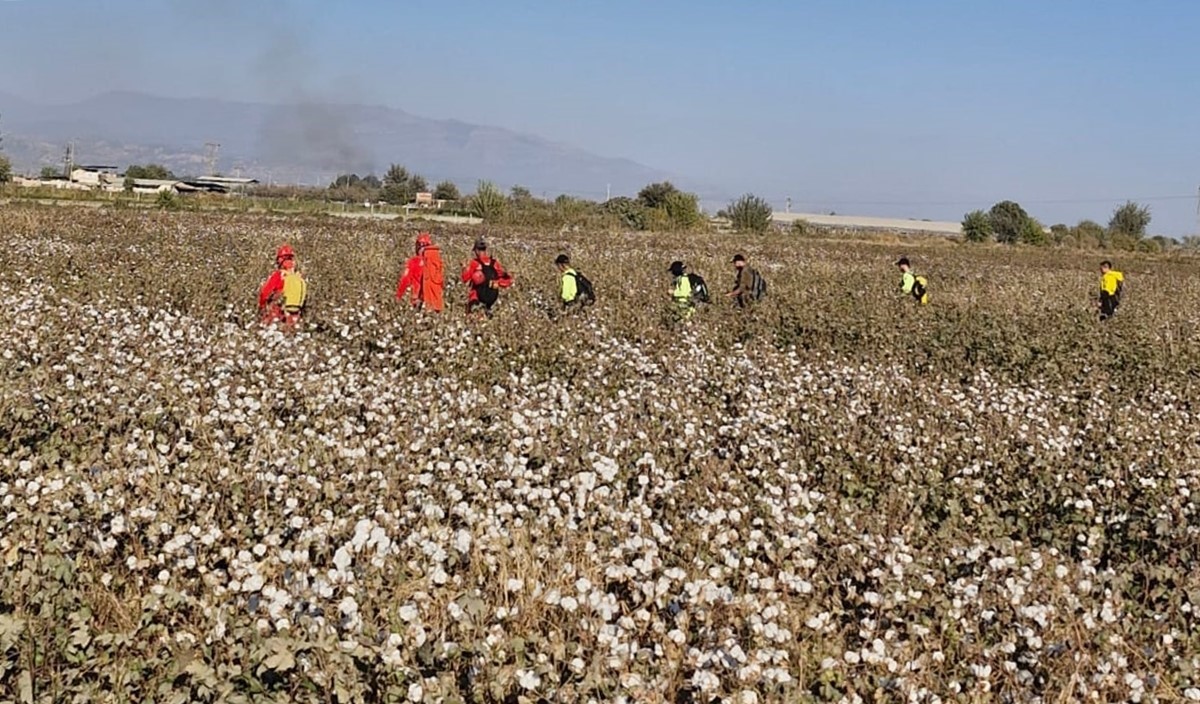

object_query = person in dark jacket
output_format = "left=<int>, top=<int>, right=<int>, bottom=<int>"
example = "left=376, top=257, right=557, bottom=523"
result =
left=728, top=254, right=766, bottom=308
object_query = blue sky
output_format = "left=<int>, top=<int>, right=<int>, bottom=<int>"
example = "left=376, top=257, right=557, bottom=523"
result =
left=1, top=0, right=1197, bottom=233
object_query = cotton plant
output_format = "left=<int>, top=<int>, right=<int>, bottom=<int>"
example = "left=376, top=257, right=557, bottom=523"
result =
left=0, top=209, right=1198, bottom=702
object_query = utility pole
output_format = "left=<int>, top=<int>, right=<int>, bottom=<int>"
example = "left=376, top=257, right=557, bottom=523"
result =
left=62, top=141, right=74, bottom=179
left=1191, top=184, right=1200, bottom=237
left=606, top=183, right=611, bottom=201
left=204, top=142, right=221, bottom=176
left=786, top=197, right=792, bottom=214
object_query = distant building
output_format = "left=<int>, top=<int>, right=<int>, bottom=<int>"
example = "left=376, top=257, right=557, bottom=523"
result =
left=128, top=179, right=184, bottom=195
left=70, top=166, right=121, bottom=188
left=15, top=175, right=90, bottom=191
left=193, top=176, right=258, bottom=193
left=414, top=192, right=435, bottom=208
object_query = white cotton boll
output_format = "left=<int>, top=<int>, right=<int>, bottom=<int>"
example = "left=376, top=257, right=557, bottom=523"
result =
left=690, top=670, right=719, bottom=693
left=242, top=574, right=264, bottom=593
left=454, top=529, right=472, bottom=554
left=407, top=683, right=424, bottom=702
left=517, top=669, right=541, bottom=690
left=399, top=603, right=419, bottom=622
left=333, top=545, right=353, bottom=573
left=506, top=578, right=524, bottom=593
left=560, top=596, right=579, bottom=612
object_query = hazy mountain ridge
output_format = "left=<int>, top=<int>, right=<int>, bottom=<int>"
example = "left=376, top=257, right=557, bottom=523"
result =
left=0, top=91, right=707, bottom=199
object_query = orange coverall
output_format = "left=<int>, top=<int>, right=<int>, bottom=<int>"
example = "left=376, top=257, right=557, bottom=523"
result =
left=396, top=245, right=445, bottom=311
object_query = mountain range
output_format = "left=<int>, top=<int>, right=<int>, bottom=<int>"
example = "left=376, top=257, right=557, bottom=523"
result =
left=0, top=91, right=711, bottom=200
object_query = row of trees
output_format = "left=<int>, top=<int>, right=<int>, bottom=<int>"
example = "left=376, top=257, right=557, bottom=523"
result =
left=0, top=142, right=1186, bottom=244
left=464, top=181, right=772, bottom=233
left=963, top=200, right=1161, bottom=251
left=327, top=164, right=460, bottom=205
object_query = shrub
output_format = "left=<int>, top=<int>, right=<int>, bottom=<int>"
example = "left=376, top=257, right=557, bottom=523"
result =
left=1108, top=201, right=1151, bottom=241
left=156, top=190, right=181, bottom=210
left=433, top=180, right=461, bottom=202
left=988, top=201, right=1031, bottom=245
left=726, top=194, right=774, bottom=233
left=1020, top=218, right=1048, bottom=246
left=601, top=197, right=647, bottom=231
left=658, top=190, right=703, bottom=231
left=470, top=180, right=507, bottom=222
left=961, top=210, right=992, bottom=243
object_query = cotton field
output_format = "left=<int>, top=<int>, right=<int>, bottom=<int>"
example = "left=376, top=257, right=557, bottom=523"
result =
left=1, top=208, right=1199, bottom=703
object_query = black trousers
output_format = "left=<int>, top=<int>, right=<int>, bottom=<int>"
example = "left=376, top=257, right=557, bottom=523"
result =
left=1099, top=293, right=1118, bottom=321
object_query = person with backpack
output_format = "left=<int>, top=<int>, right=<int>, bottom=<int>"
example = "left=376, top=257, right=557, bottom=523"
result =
left=1098, top=260, right=1124, bottom=321
left=258, top=244, right=308, bottom=326
left=668, top=260, right=705, bottom=320
left=555, top=254, right=595, bottom=309
left=461, top=238, right=513, bottom=317
left=896, top=257, right=929, bottom=306
left=396, top=231, right=445, bottom=312
left=728, top=254, right=767, bottom=308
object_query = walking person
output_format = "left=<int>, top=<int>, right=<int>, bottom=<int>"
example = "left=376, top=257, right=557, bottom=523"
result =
left=727, top=254, right=767, bottom=307
left=396, top=231, right=445, bottom=312
left=1098, top=260, right=1125, bottom=321
left=668, top=261, right=696, bottom=320
left=461, top=238, right=513, bottom=317
left=555, top=254, right=595, bottom=310
left=258, top=244, right=308, bottom=327
left=896, top=257, right=929, bottom=305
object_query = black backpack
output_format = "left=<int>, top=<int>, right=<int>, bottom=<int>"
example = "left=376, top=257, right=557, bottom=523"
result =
left=687, top=273, right=710, bottom=303
left=476, top=258, right=500, bottom=306
left=749, top=269, right=767, bottom=300
left=911, top=275, right=927, bottom=301
left=569, top=271, right=596, bottom=305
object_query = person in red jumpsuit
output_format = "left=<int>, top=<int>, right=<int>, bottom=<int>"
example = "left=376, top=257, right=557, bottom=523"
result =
left=396, top=232, right=445, bottom=312
left=258, top=244, right=302, bottom=326
left=460, top=238, right=512, bottom=317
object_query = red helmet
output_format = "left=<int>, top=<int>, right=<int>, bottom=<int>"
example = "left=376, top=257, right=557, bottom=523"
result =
left=471, top=270, right=486, bottom=286
left=276, top=244, right=295, bottom=263
left=415, top=232, right=432, bottom=249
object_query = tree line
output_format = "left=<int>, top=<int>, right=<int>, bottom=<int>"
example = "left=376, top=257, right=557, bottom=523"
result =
left=0, top=141, right=1190, bottom=245
left=962, top=200, right=1177, bottom=252
left=324, top=163, right=778, bottom=233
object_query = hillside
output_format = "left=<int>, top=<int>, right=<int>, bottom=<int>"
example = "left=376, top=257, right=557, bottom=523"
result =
left=0, top=91, right=704, bottom=198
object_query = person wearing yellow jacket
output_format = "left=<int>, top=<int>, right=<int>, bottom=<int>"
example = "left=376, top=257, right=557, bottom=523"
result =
left=896, top=257, right=929, bottom=305
left=1099, top=260, right=1124, bottom=321
left=668, top=260, right=695, bottom=320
